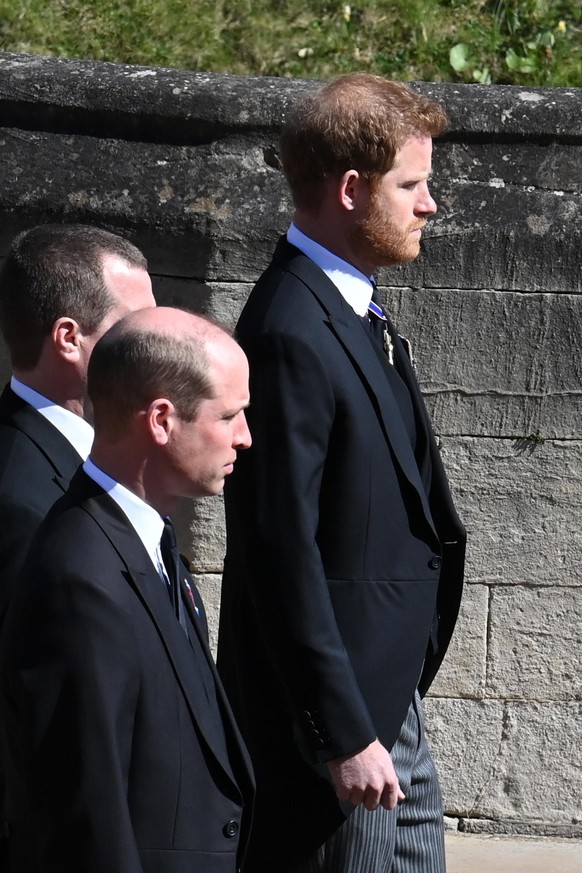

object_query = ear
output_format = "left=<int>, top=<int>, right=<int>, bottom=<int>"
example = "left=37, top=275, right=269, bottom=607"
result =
left=52, top=317, right=82, bottom=363
left=146, top=398, right=176, bottom=447
left=338, top=169, right=366, bottom=212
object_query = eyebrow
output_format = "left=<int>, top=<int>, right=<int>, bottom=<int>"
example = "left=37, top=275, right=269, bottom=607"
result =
left=221, top=400, right=251, bottom=417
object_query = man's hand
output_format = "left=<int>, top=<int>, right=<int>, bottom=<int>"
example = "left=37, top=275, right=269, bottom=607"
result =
left=326, top=738, right=405, bottom=811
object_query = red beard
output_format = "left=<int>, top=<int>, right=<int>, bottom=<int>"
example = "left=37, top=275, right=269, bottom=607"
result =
left=350, top=193, right=427, bottom=268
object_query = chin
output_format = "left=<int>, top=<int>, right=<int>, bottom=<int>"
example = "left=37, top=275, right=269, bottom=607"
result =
left=397, top=242, right=422, bottom=263
left=377, top=248, right=420, bottom=268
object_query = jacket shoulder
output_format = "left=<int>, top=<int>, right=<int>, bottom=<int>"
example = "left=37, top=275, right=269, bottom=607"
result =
left=0, top=424, right=71, bottom=508
left=237, top=250, right=335, bottom=343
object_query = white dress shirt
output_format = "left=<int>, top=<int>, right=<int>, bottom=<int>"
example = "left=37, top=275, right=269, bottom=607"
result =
left=11, top=376, right=94, bottom=460
left=287, top=222, right=374, bottom=317
left=83, top=458, right=165, bottom=579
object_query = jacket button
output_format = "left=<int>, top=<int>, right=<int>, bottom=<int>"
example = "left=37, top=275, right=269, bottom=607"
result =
left=429, top=556, right=441, bottom=570
left=223, top=820, right=239, bottom=838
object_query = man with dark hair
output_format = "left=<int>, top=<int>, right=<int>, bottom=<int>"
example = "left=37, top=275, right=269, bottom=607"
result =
left=219, top=73, right=466, bottom=873
left=0, top=307, right=254, bottom=873
left=0, top=223, right=155, bottom=622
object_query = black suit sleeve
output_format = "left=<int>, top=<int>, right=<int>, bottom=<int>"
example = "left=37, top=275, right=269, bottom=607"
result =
left=227, top=330, right=376, bottom=762
left=1, top=560, right=145, bottom=873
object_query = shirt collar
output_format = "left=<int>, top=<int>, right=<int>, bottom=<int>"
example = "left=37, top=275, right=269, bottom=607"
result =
left=83, top=457, right=164, bottom=573
left=287, top=222, right=374, bottom=317
left=10, top=376, right=94, bottom=460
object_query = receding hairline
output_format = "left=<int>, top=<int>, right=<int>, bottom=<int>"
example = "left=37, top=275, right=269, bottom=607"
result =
left=88, top=311, right=234, bottom=434
left=103, top=308, right=233, bottom=349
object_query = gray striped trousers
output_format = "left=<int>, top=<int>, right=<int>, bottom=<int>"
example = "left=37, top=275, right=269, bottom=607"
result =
left=294, top=693, right=446, bottom=873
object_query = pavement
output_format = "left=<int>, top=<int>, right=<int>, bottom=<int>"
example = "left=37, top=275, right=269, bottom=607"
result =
left=445, top=833, right=581, bottom=873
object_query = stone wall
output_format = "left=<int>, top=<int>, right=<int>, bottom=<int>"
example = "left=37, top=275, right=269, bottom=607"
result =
left=0, top=52, right=580, bottom=838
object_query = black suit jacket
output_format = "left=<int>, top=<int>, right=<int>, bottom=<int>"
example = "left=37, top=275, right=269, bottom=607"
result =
left=0, top=384, right=83, bottom=624
left=0, top=469, right=254, bottom=873
left=218, top=239, right=466, bottom=870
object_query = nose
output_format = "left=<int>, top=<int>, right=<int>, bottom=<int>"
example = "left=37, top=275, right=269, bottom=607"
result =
left=235, top=411, right=252, bottom=450
left=417, top=182, right=437, bottom=216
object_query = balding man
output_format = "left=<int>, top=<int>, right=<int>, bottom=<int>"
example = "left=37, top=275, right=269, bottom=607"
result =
left=0, top=308, right=254, bottom=873
left=0, top=224, right=155, bottom=623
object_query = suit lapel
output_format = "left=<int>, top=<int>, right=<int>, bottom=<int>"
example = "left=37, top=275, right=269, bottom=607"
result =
left=0, top=385, right=83, bottom=490
left=67, top=471, right=241, bottom=793
left=274, top=241, right=437, bottom=538
left=181, top=576, right=253, bottom=774
left=127, top=562, right=237, bottom=770
left=385, top=313, right=464, bottom=542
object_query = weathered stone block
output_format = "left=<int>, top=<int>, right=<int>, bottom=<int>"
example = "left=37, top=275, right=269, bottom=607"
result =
left=429, top=583, right=488, bottom=699
left=152, top=277, right=253, bottom=326
left=173, top=494, right=226, bottom=575
left=437, top=140, right=582, bottom=193
left=381, top=288, right=582, bottom=439
left=425, top=697, right=504, bottom=818
left=426, top=698, right=582, bottom=825
left=426, top=392, right=581, bottom=446
left=378, top=187, right=581, bottom=295
left=205, top=283, right=255, bottom=327
left=3, top=54, right=580, bottom=145
left=488, top=586, right=582, bottom=701
left=152, top=275, right=210, bottom=311
left=192, top=573, right=222, bottom=654
left=439, top=437, right=581, bottom=588
left=457, top=819, right=582, bottom=838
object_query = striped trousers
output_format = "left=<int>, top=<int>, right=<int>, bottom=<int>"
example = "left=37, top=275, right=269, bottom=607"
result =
left=294, top=693, right=445, bottom=873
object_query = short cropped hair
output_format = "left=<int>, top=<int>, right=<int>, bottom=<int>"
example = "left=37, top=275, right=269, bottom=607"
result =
left=280, top=73, right=448, bottom=212
left=0, top=224, right=148, bottom=369
left=88, top=322, right=217, bottom=437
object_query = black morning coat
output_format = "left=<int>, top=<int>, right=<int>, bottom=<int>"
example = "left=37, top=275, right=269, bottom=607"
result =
left=0, top=468, right=255, bottom=873
left=218, top=238, right=466, bottom=872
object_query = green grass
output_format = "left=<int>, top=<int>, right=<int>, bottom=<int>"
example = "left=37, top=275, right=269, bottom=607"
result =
left=0, top=0, right=580, bottom=85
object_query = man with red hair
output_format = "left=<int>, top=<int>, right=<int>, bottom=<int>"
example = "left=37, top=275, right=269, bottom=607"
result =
left=219, top=74, right=466, bottom=873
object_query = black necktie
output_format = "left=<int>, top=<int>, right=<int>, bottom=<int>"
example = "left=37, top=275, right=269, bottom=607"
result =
left=160, top=518, right=189, bottom=635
